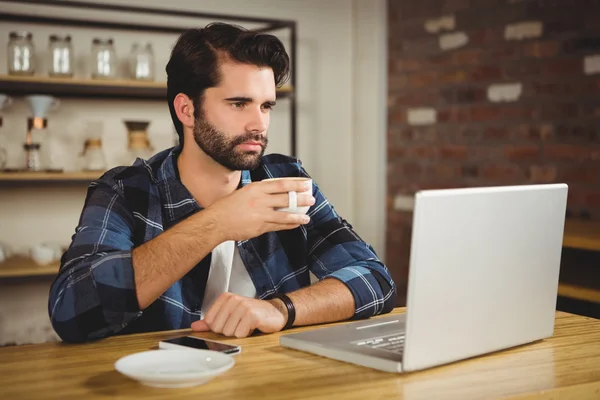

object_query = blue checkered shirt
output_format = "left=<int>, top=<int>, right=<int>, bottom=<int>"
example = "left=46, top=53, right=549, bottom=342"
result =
left=48, top=146, right=396, bottom=342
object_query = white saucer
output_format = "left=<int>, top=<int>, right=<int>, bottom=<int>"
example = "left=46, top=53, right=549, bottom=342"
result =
left=114, top=349, right=235, bottom=388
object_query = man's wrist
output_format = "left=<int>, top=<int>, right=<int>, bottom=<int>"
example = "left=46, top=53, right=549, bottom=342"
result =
left=267, top=298, right=288, bottom=320
left=198, top=206, right=228, bottom=244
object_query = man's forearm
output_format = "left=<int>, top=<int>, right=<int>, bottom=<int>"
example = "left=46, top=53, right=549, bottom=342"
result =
left=132, top=209, right=223, bottom=309
left=270, top=278, right=355, bottom=326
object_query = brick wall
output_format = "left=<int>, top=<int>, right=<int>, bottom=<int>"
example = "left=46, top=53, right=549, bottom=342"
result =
left=387, top=0, right=600, bottom=305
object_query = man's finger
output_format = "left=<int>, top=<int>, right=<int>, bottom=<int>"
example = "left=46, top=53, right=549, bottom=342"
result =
left=203, top=292, right=228, bottom=326
left=222, top=302, right=248, bottom=337
left=191, top=320, right=210, bottom=332
left=265, top=193, right=315, bottom=209
left=208, top=295, right=240, bottom=334
left=265, top=211, right=310, bottom=225
left=261, top=179, right=311, bottom=194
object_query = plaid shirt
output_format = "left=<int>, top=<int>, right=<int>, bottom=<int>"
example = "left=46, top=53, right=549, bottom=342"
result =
left=49, top=146, right=396, bottom=342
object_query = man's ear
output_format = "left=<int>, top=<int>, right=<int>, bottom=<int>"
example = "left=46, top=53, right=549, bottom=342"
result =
left=173, top=93, right=195, bottom=129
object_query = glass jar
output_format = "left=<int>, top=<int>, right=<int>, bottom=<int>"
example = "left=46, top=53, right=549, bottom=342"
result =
left=91, top=38, right=117, bottom=79
left=81, top=138, right=107, bottom=171
left=48, top=35, right=73, bottom=77
left=23, top=143, right=42, bottom=171
left=129, top=42, right=154, bottom=80
left=7, top=31, right=35, bottom=75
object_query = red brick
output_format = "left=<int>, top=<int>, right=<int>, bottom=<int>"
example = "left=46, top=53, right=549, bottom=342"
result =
left=392, top=91, right=442, bottom=107
left=428, top=54, right=454, bottom=67
left=437, top=70, right=469, bottom=84
left=528, top=165, right=558, bottom=183
left=442, top=0, right=470, bottom=13
left=544, top=144, right=589, bottom=161
left=543, top=58, right=581, bottom=77
left=409, top=145, right=438, bottom=159
left=407, top=127, right=438, bottom=142
left=430, top=163, right=461, bottom=179
left=514, top=124, right=554, bottom=141
left=483, top=126, right=511, bottom=141
left=452, top=49, right=483, bottom=65
left=390, top=110, right=406, bottom=124
left=393, top=58, right=426, bottom=73
left=389, top=147, right=407, bottom=158
left=522, top=41, right=562, bottom=58
left=470, top=106, right=503, bottom=121
left=481, top=164, right=525, bottom=181
left=590, top=146, right=600, bottom=161
left=567, top=188, right=587, bottom=209
left=485, top=45, right=521, bottom=63
left=504, top=145, right=541, bottom=162
left=470, top=28, right=503, bottom=47
left=586, top=190, right=600, bottom=209
left=438, top=107, right=470, bottom=123
left=461, top=164, right=479, bottom=178
left=539, top=103, right=579, bottom=120
left=559, top=163, right=600, bottom=185
left=471, top=146, right=504, bottom=160
left=456, top=127, right=480, bottom=141
left=455, top=87, right=486, bottom=103
left=503, top=106, right=538, bottom=121
left=440, top=145, right=469, bottom=160
left=402, top=162, right=424, bottom=176
left=408, top=71, right=438, bottom=88
left=469, top=65, right=503, bottom=82
left=389, top=75, right=408, bottom=91
left=555, top=125, right=598, bottom=141
left=402, top=37, right=440, bottom=55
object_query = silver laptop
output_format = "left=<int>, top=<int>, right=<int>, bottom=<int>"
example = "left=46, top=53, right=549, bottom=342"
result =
left=280, top=183, right=568, bottom=373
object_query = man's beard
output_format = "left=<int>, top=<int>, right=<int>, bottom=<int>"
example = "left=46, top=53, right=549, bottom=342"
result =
left=193, top=116, right=268, bottom=171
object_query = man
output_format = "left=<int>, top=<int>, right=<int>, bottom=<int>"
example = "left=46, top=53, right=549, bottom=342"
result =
left=49, top=23, right=396, bottom=343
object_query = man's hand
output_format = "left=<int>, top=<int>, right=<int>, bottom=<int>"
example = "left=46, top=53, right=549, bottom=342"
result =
left=191, top=293, right=287, bottom=338
left=207, top=179, right=315, bottom=242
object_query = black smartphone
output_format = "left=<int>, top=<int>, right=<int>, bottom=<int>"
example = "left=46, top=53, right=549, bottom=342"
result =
left=159, top=335, right=242, bottom=355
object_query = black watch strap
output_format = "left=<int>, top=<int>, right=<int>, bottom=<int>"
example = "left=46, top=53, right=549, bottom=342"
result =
left=273, top=293, right=295, bottom=330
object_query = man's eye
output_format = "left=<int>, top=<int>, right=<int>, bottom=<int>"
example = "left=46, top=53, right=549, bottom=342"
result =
left=232, top=102, right=245, bottom=109
left=262, top=104, right=273, bottom=110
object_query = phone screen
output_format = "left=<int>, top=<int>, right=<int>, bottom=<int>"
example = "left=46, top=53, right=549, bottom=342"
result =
left=162, top=336, right=240, bottom=353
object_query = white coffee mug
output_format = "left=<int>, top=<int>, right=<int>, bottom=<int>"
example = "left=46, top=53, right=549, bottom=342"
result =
left=263, top=177, right=313, bottom=215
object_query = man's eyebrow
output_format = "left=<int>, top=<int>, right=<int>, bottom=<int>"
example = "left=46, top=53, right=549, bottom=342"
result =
left=224, top=96, right=253, bottom=102
left=224, top=97, right=277, bottom=104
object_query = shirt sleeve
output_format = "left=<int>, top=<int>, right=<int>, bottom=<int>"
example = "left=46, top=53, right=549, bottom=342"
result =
left=300, top=165, right=397, bottom=319
left=48, top=177, right=141, bottom=343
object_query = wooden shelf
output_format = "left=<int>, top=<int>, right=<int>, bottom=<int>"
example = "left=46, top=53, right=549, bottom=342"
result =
left=563, top=219, right=600, bottom=252
left=0, top=171, right=101, bottom=183
left=558, top=283, right=600, bottom=304
left=0, top=75, right=294, bottom=100
left=0, top=256, right=59, bottom=279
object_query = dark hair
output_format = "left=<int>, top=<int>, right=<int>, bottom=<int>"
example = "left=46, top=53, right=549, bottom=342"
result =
left=166, top=22, right=291, bottom=144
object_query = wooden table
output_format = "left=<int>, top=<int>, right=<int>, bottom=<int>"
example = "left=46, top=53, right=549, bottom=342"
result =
left=0, top=309, right=599, bottom=400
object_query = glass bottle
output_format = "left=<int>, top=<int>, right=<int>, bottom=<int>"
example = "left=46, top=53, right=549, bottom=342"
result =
left=129, top=42, right=154, bottom=80
left=7, top=31, right=35, bottom=75
left=91, top=38, right=117, bottom=79
left=81, top=138, right=107, bottom=171
left=48, top=35, right=74, bottom=77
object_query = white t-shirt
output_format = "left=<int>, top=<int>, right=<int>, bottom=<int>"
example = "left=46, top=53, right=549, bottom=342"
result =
left=201, top=241, right=257, bottom=316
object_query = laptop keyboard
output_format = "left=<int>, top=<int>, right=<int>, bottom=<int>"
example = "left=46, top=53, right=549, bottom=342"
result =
left=353, top=333, right=406, bottom=355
